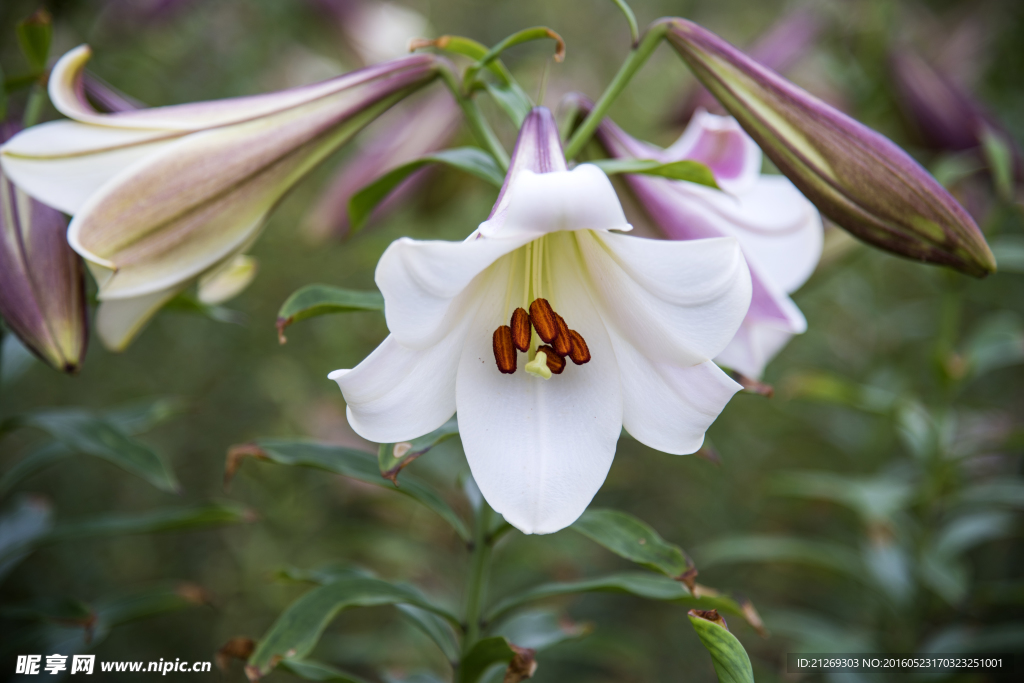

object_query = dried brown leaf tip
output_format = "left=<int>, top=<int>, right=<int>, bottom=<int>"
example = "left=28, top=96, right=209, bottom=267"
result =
left=727, top=369, right=774, bottom=397
left=537, top=345, right=566, bottom=374
left=688, top=608, right=729, bottom=631
left=503, top=644, right=538, bottom=683
left=511, top=307, right=531, bottom=351
left=216, top=637, right=255, bottom=672
left=223, top=443, right=270, bottom=490
left=493, top=325, right=517, bottom=374
left=529, top=298, right=559, bottom=343
left=567, top=330, right=590, bottom=364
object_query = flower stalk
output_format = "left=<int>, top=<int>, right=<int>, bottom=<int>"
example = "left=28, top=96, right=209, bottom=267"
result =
left=461, top=501, right=494, bottom=652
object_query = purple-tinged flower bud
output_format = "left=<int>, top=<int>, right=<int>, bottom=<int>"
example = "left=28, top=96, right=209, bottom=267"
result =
left=0, top=125, right=88, bottom=373
left=664, top=19, right=996, bottom=277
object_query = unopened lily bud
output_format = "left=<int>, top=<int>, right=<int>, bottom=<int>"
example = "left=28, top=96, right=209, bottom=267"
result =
left=0, top=127, right=87, bottom=373
left=665, top=19, right=996, bottom=277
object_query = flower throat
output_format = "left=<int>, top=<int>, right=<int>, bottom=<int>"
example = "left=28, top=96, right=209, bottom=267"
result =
left=490, top=239, right=591, bottom=378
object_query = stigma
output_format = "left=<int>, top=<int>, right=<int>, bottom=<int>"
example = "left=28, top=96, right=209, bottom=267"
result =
left=492, top=297, right=591, bottom=377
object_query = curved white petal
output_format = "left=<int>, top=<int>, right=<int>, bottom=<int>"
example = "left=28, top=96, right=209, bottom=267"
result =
left=477, top=165, right=631, bottom=240
left=377, top=233, right=537, bottom=350
left=662, top=109, right=763, bottom=194
left=0, top=122, right=179, bottom=214
left=95, top=284, right=183, bottom=352
left=613, top=344, right=741, bottom=455
left=197, top=254, right=258, bottom=304
left=379, top=165, right=631, bottom=350
left=49, top=45, right=437, bottom=131
left=716, top=318, right=799, bottom=379
left=457, top=234, right=622, bottom=534
left=577, top=231, right=751, bottom=366
left=334, top=280, right=486, bottom=443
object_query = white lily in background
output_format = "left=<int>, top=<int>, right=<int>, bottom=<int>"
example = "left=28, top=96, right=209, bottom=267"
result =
left=0, top=45, right=440, bottom=350
left=594, top=108, right=823, bottom=378
left=330, top=107, right=751, bottom=534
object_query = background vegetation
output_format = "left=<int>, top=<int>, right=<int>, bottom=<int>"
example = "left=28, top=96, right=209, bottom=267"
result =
left=1, top=0, right=1022, bottom=680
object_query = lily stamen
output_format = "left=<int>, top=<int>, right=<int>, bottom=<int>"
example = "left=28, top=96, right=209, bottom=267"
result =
left=492, top=294, right=591, bottom=375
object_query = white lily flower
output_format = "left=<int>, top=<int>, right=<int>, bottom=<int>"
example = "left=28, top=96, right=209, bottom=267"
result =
left=0, top=45, right=439, bottom=350
left=595, top=109, right=824, bottom=378
left=329, top=108, right=752, bottom=534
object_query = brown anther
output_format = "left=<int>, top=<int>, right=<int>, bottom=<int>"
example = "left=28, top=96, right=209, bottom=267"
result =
left=567, top=330, right=591, bottom=364
left=552, top=314, right=573, bottom=357
left=538, top=345, right=566, bottom=374
left=510, top=308, right=531, bottom=352
left=529, top=298, right=559, bottom=343
left=493, top=326, right=516, bottom=374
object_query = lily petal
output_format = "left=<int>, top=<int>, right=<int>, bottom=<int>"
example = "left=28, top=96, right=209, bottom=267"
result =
left=378, top=165, right=631, bottom=350
left=48, top=44, right=438, bottom=131
left=94, top=284, right=183, bottom=352
left=1, top=122, right=180, bottom=214
left=577, top=231, right=751, bottom=366
left=456, top=235, right=622, bottom=534
left=333, top=294, right=483, bottom=443
left=72, top=71, right=429, bottom=298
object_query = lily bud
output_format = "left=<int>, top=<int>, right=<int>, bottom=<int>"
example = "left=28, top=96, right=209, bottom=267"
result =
left=1, top=45, right=440, bottom=349
left=0, top=126, right=87, bottom=373
left=664, top=19, right=996, bottom=277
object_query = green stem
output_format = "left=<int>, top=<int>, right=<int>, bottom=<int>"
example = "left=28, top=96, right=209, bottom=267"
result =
left=563, top=21, right=668, bottom=160
left=461, top=500, right=493, bottom=653
left=439, top=67, right=510, bottom=171
left=22, top=83, right=46, bottom=128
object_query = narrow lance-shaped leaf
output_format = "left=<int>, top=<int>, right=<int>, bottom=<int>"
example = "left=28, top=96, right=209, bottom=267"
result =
left=571, top=508, right=696, bottom=586
left=588, top=158, right=720, bottom=189
left=664, top=18, right=996, bottom=277
left=485, top=572, right=762, bottom=633
left=277, top=658, right=373, bottom=683
left=0, top=501, right=252, bottom=567
left=348, top=147, right=505, bottom=232
left=0, top=495, right=52, bottom=582
left=379, top=418, right=460, bottom=484
left=14, top=408, right=180, bottom=493
left=688, top=609, right=754, bottom=683
left=246, top=577, right=459, bottom=678
left=276, top=285, right=384, bottom=344
left=225, top=440, right=470, bottom=542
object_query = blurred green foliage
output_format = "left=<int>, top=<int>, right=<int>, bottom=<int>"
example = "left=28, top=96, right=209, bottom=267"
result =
left=1, top=0, right=1022, bottom=681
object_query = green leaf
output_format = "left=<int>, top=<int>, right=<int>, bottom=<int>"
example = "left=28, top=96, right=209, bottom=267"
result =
left=229, top=440, right=470, bottom=542
left=589, top=158, right=720, bottom=189
left=990, top=236, right=1024, bottom=274
left=278, top=658, right=373, bottom=683
left=783, top=371, right=897, bottom=414
left=571, top=508, right=693, bottom=579
left=963, top=311, right=1024, bottom=379
left=0, top=495, right=52, bottom=582
left=273, top=562, right=376, bottom=585
left=349, top=147, right=504, bottom=231
left=0, top=501, right=252, bottom=567
left=276, top=285, right=384, bottom=343
left=398, top=604, right=461, bottom=662
left=164, top=291, right=246, bottom=325
left=485, top=572, right=757, bottom=629
left=770, top=471, right=913, bottom=524
left=959, top=481, right=1024, bottom=508
left=16, top=10, right=52, bottom=72
left=457, top=637, right=518, bottom=683
left=379, top=418, right=460, bottom=484
left=980, top=125, right=1014, bottom=202
left=688, top=610, right=754, bottom=683
left=483, top=82, right=532, bottom=128
left=247, top=577, right=459, bottom=677
left=0, top=443, right=73, bottom=499
left=16, top=408, right=181, bottom=493
left=489, top=608, right=591, bottom=650
left=697, top=535, right=865, bottom=583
